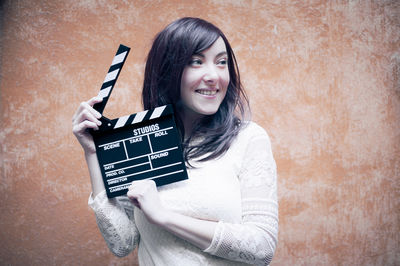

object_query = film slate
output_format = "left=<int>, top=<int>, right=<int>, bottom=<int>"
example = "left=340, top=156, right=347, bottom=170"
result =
left=90, top=44, right=188, bottom=198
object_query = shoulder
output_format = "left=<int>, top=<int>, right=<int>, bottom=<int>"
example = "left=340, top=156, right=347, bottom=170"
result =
left=237, top=121, right=271, bottom=142
left=228, top=121, right=272, bottom=156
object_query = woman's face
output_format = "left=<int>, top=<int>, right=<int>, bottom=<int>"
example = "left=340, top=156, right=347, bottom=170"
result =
left=180, top=37, right=230, bottom=119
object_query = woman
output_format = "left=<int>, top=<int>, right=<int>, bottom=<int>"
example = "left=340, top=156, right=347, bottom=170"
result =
left=72, top=17, right=278, bottom=265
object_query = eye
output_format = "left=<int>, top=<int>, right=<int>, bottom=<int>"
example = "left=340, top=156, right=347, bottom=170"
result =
left=217, top=58, right=228, bottom=66
left=189, top=58, right=203, bottom=66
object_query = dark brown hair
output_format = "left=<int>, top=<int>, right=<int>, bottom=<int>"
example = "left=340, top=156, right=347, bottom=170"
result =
left=142, top=17, right=249, bottom=164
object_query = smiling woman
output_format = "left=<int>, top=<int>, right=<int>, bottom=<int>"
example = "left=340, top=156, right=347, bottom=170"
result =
left=72, top=17, right=278, bottom=266
left=141, top=18, right=249, bottom=163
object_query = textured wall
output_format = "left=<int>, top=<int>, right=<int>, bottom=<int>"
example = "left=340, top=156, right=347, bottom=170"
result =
left=1, top=0, right=399, bottom=265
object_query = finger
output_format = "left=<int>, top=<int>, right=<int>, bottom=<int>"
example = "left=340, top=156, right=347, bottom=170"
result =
left=73, top=101, right=98, bottom=122
left=72, top=97, right=102, bottom=121
left=146, top=179, right=156, bottom=187
left=132, top=179, right=156, bottom=187
left=128, top=180, right=147, bottom=189
left=81, top=101, right=102, bottom=120
left=72, top=102, right=86, bottom=122
left=127, top=182, right=145, bottom=199
left=72, top=120, right=99, bottom=136
left=126, top=190, right=138, bottom=200
left=127, top=179, right=157, bottom=196
left=127, top=189, right=140, bottom=208
left=139, top=179, right=157, bottom=191
left=130, top=198, right=141, bottom=209
left=127, top=183, right=140, bottom=197
left=73, top=108, right=102, bottom=127
left=87, top=96, right=103, bottom=107
left=72, top=120, right=99, bottom=135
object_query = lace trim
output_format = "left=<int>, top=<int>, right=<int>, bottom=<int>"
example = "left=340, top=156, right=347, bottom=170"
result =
left=88, top=192, right=139, bottom=257
left=209, top=222, right=276, bottom=266
left=204, top=221, right=224, bottom=253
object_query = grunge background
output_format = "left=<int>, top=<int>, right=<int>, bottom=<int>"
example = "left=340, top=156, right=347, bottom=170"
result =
left=1, top=1, right=399, bottom=265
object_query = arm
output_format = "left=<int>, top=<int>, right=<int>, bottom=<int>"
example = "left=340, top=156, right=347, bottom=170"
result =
left=73, top=97, right=140, bottom=256
left=126, top=180, right=216, bottom=250
left=72, top=97, right=105, bottom=197
left=88, top=191, right=140, bottom=257
left=87, top=153, right=140, bottom=257
left=204, top=127, right=278, bottom=265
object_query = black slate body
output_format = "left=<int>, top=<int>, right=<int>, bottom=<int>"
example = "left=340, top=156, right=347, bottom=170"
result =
left=90, top=45, right=188, bottom=198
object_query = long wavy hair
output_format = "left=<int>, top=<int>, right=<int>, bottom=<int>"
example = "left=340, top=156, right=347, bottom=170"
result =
left=142, top=17, right=249, bottom=164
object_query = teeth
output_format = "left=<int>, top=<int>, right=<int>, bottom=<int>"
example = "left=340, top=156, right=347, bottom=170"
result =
left=196, top=90, right=217, bottom=96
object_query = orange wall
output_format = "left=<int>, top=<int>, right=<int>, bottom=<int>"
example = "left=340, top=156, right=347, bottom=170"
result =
left=1, top=1, right=399, bottom=265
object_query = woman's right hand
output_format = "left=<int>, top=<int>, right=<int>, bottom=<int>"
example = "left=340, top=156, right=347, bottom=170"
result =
left=72, top=96, right=103, bottom=154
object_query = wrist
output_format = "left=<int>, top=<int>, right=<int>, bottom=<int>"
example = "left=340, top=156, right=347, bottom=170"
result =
left=84, top=150, right=97, bottom=158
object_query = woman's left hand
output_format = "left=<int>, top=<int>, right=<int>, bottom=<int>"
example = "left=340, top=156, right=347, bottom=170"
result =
left=127, top=180, right=168, bottom=225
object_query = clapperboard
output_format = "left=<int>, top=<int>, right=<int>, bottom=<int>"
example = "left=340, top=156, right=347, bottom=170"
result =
left=90, top=44, right=188, bottom=198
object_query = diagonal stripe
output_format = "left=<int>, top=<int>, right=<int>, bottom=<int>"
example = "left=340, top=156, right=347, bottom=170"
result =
left=104, top=69, right=120, bottom=83
left=111, top=51, right=128, bottom=66
left=149, top=105, right=166, bottom=120
left=132, top=110, right=148, bottom=124
left=98, top=86, right=112, bottom=98
left=114, top=115, right=130, bottom=129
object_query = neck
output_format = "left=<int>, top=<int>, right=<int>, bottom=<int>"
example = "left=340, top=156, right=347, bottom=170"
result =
left=179, top=106, right=204, bottom=141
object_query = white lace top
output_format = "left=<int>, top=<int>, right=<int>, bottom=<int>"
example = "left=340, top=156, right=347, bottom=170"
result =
left=88, top=122, right=278, bottom=266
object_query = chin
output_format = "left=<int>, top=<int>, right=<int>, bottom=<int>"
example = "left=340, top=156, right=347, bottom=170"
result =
left=180, top=102, right=221, bottom=119
left=197, top=107, right=219, bottom=116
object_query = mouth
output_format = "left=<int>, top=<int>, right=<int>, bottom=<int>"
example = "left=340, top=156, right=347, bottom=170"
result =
left=195, top=89, right=219, bottom=96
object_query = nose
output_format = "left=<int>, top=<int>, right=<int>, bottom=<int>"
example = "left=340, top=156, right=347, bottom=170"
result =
left=203, top=64, right=218, bottom=84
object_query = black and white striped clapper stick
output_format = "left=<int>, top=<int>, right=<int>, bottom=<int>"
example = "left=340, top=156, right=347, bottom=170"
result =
left=90, top=45, right=188, bottom=198
left=93, top=44, right=130, bottom=116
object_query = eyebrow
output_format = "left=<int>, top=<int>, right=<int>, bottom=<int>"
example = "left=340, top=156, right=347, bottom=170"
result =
left=193, top=51, right=228, bottom=58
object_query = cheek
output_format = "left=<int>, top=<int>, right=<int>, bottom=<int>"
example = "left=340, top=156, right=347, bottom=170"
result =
left=180, top=69, right=196, bottom=92
left=180, top=70, right=194, bottom=104
left=221, top=70, right=230, bottom=90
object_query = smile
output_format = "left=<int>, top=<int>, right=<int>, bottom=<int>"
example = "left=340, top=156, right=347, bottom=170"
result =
left=195, top=89, right=219, bottom=96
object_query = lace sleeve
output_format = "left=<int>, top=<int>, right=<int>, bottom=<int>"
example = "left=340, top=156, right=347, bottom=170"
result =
left=204, top=125, right=279, bottom=265
left=88, top=190, right=140, bottom=257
